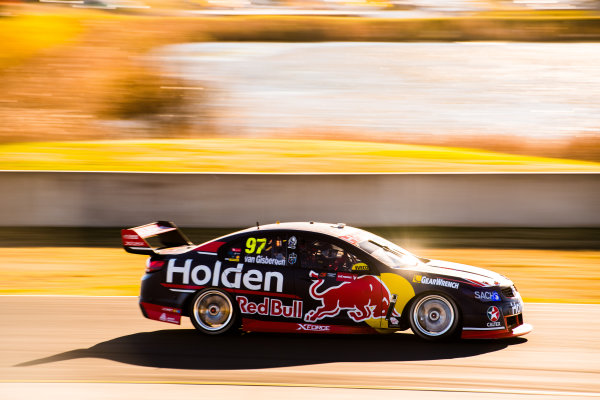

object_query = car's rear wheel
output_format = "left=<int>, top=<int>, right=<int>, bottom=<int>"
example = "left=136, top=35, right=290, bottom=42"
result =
left=189, top=288, right=238, bottom=335
left=409, top=293, right=460, bottom=341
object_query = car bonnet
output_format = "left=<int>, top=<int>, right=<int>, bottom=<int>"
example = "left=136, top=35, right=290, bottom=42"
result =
left=411, top=259, right=513, bottom=288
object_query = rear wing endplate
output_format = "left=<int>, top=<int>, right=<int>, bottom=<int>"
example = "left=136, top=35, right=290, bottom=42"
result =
left=121, top=221, right=194, bottom=255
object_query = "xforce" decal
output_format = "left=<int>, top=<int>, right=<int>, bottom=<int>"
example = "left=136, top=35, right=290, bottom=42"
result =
left=297, top=323, right=330, bottom=331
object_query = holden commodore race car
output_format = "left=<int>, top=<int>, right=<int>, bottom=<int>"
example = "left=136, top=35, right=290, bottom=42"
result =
left=122, top=221, right=532, bottom=341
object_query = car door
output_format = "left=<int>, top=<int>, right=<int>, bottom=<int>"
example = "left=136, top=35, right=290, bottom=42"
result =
left=293, top=233, right=388, bottom=329
left=218, top=232, right=301, bottom=324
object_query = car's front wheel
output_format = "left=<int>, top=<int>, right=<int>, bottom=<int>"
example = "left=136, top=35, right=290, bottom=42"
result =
left=189, top=288, right=238, bottom=335
left=409, top=293, right=460, bottom=341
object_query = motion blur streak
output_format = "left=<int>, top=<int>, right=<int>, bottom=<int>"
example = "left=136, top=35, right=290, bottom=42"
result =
left=158, top=42, right=600, bottom=139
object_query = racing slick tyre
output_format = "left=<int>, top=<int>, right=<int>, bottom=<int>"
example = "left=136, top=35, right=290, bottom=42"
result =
left=409, top=293, right=460, bottom=341
left=189, top=288, right=238, bottom=335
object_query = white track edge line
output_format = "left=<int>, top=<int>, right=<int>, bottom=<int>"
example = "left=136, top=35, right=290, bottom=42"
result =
left=0, top=381, right=598, bottom=397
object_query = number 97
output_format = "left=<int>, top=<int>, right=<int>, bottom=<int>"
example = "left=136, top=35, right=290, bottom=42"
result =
left=245, top=237, right=266, bottom=254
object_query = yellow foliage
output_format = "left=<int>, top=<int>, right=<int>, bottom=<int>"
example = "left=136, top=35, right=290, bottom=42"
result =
left=1, top=139, right=600, bottom=172
left=0, top=15, right=81, bottom=69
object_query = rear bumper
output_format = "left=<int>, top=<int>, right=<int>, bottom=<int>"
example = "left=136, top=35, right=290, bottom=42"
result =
left=461, top=323, right=533, bottom=339
left=140, top=301, right=182, bottom=325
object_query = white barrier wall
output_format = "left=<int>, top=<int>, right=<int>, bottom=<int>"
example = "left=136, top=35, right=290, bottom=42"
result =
left=1, top=171, right=598, bottom=227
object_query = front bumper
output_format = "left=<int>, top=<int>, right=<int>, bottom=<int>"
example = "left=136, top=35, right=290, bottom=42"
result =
left=460, top=285, right=532, bottom=339
left=461, top=322, right=533, bottom=339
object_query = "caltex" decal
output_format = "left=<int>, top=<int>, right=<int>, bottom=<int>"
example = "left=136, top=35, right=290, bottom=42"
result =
left=486, top=305, right=502, bottom=328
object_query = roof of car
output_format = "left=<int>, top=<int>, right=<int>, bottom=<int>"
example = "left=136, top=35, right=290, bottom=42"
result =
left=231, top=221, right=365, bottom=239
left=191, top=222, right=375, bottom=253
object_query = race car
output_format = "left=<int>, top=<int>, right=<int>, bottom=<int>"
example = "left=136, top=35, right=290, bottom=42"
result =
left=122, top=221, right=532, bottom=340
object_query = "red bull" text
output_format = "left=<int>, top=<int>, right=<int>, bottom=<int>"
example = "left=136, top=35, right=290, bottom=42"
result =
left=237, top=296, right=303, bottom=319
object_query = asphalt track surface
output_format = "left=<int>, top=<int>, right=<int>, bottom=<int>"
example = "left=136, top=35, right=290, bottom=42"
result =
left=1, top=297, right=599, bottom=399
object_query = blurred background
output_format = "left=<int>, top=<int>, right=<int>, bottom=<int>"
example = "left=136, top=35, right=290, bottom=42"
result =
left=0, top=0, right=599, bottom=299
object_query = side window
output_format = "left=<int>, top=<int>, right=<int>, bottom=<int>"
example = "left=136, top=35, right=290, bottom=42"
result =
left=242, top=234, right=288, bottom=266
left=298, top=237, right=365, bottom=272
left=220, top=239, right=244, bottom=262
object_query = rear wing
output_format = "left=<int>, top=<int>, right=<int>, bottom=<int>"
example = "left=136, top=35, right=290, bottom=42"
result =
left=121, top=221, right=194, bottom=255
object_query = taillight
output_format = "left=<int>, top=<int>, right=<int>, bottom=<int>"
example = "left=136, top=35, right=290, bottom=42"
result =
left=145, top=258, right=165, bottom=273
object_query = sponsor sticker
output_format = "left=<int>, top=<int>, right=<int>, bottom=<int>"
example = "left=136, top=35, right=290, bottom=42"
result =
left=166, top=260, right=284, bottom=293
left=297, top=323, right=331, bottom=332
left=487, top=306, right=500, bottom=322
left=413, top=275, right=459, bottom=289
left=141, top=302, right=181, bottom=325
left=121, top=229, right=149, bottom=248
left=351, top=263, right=369, bottom=271
left=317, top=272, right=336, bottom=279
left=226, top=247, right=241, bottom=262
left=509, top=301, right=522, bottom=315
left=288, top=236, right=297, bottom=249
left=237, top=296, right=303, bottom=319
left=486, top=306, right=502, bottom=327
left=336, top=273, right=356, bottom=282
left=288, top=252, right=297, bottom=264
left=124, top=241, right=147, bottom=247
left=158, top=313, right=179, bottom=323
left=474, top=291, right=501, bottom=302
left=160, top=306, right=181, bottom=314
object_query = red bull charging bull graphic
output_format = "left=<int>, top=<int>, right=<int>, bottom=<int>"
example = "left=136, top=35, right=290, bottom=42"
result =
left=305, top=271, right=391, bottom=323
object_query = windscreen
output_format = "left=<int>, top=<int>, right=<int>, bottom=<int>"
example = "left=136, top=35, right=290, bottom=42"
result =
left=357, top=233, right=421, bottom=269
